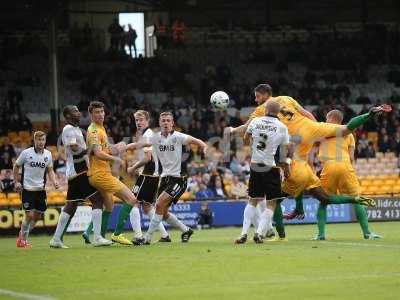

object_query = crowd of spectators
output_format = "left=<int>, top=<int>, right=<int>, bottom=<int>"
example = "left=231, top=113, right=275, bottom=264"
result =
left=1, top=22, right=400, bottom=200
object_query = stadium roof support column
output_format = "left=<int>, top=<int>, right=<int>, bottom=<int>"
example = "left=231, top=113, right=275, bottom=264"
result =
left=49, top=15, right=60, bottom=133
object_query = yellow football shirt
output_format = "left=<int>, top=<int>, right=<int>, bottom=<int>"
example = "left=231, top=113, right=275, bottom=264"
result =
left=86, top=123, right=111, bottom=175
left=318, top=134, right=355, bottom=164
left=249, top=96, right=310, bottom=132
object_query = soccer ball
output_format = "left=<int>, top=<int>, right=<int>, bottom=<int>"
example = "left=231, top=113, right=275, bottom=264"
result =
left=210, top=91, right=229, bottom=110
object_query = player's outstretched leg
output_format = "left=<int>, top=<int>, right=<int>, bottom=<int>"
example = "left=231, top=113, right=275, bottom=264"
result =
left=111, top=202, right=133, bottom=245
left=283, top=192, right=305, bottom=220
left=353, top=204, right=382, bottom=239
left=310, top=187, right=376, bottom=207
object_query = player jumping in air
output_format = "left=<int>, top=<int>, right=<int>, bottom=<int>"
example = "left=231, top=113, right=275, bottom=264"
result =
left=313, top=109, right=381, bottom=240
left=227, top=84, right=389, bottom=240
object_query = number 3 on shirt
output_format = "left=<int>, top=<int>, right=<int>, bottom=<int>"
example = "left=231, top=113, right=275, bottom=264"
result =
left=256, top=133, right=268, bottom=150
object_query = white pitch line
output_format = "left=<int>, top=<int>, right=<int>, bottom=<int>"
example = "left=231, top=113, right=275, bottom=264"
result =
left=324, top=241, right=400, bottom=249
left=0, top=289, right=56, bottom=300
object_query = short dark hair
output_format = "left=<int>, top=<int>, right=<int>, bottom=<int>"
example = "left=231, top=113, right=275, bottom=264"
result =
left=254, top=83, right=273, bottom=95
left=88, top=101, right=105, bottom=113
left=63, top=105, right=76, bottom=118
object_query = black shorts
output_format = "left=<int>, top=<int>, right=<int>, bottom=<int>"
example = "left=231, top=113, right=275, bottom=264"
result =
left=67, top=173, right=98, bottom=201
left=158, top=176, right=187, bottom=204
left=132, top=174, right=160, bottom=204
left=21, top=189, right=47, bottom=212
left=248, top=164, right=283, bottom=200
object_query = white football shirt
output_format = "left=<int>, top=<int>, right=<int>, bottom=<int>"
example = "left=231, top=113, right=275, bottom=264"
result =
left=15, top=147, right=53, bottom=191
left=137, top=128, right=159, bottom=175
left=246, top=115, right=290, bottom=166
left=150, top=131, right=189, bottom=177
left=62, top=124, right=89, bottom=179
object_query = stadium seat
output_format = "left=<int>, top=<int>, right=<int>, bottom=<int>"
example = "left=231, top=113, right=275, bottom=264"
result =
left=8, top=131, right=18, bottom=141
left=392, top=185, right=400, bottom=194
left=377, top=185, right=392, bottom=195
left=19, top=131, right=31, bottom=140
left=372, top=179, right=384, bottom=186
left=360, top=179, right=371, bottom=186
left=363, top=185, right=378, bottom=195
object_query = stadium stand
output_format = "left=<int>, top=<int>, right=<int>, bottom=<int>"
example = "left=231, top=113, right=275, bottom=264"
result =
left=1, top=22, right=400, bottom=206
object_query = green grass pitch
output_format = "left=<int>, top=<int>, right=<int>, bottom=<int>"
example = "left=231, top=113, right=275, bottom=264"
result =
left=1, top=222, right=400, bottom=300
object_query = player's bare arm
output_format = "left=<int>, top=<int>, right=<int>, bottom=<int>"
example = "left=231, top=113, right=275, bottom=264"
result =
left=126, top=141, right=152, bottom=150
left=186, top=136, right=208, bottom=154
left=91, top=144, right=123, bottom=164
left=127, top=150, right=152, bottom=174
left=13, top=162, right=22, bottom=192
left=278, top=143, right=291, bottom=180
left=47, top=166, right=59, bottom=189
left=243, top=131, right=252, bottom=145
left=226, top=118, right=251, bottom=136
left=297, top=105, right=317, bottom=122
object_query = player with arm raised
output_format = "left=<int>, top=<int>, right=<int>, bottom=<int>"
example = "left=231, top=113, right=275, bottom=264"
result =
left=143, top=112, right=207, bottom=244
left=235, top=100, right=291, bottom=244
left=111, top=110, right=170, bottom=245
left=314, top=109, right=381, bottom=240
left=15, top=131, right=59, bottom=248
left=229, top=84, right=389, bottom=208
left=49, top=105, right=111, bottom=248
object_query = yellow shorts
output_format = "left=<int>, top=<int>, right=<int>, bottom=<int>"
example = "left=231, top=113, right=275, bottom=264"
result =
left=282, top=160, right=321, bottom=197
left=89, top=172, right=125, bottom=195
left=320, top=161, right=360, bottom=196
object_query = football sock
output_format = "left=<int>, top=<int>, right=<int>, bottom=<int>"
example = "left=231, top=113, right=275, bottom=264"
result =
left=295, top=192, right=304, bottom=214
left=241, top=203, right=256, bottom=236
left=273, top=203, right=285, bottom=238
left=354, top=204, right=370, bottom=235
left=317, top=204, right=327, bottom=237
left=254, top=200, right=266, bottom=229
left=147, top=207, right=169, bottom=238
left=85, top=221, right=93, bottom=236
left=21, top=220, right=31, bottom=241
left=328, top=194, right=357, bottom=204
left=257, top=208, right=273, bottom=235
left=130, top=206, right=143, bottom=238
left=61, top=216, right=72, bottom=241
left=92, top=209, right=102, bottom=239
left=166, top=213, right=189, bottom=232
left=114, top=202, right=132, bottom=235
left=101, top=211, right=111, bottom=237
left=346, top=113, right=370, bottom=131
left=54, top=211, right=70, bottom=240
left=252, top=207, right=260, bottom=230
left=146, top=213, right=163, bottom=239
